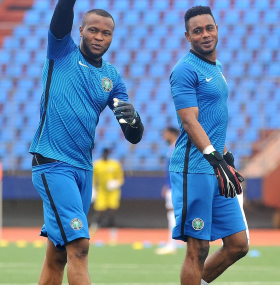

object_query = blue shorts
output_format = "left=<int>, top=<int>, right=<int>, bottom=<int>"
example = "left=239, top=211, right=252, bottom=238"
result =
left=170, top=172, right=247, bottom=242
left=32, top=162, right=93, bottom=250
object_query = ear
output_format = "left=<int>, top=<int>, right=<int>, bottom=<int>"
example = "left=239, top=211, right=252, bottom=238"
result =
left=185, top=31, right=191, bottom=43
left=216, top=24, right=218, bottom=34
left=79, top=26, right=83, bottom=37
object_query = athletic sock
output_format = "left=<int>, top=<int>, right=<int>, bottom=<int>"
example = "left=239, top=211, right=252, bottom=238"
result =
left=167, top=210, right=176, bottom=249
left=201, top=279, right=209, bottom=285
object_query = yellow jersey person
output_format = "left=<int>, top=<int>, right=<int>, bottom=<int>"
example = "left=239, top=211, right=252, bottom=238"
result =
left=91, top=148, right=124, bottom=244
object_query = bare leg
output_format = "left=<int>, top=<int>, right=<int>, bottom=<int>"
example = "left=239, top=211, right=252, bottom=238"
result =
left=202, top=230, right=249, bottom=283
left=38, top=239, right=67, bottom=285
left=66, top=238, right=91, bottom=285
left=181, top=237, right=209, bottom=285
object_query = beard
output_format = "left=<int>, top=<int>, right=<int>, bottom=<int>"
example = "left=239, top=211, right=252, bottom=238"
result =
left=81, top=37, right=110, bottom=60
left=197, top=38, right=218, bottom=55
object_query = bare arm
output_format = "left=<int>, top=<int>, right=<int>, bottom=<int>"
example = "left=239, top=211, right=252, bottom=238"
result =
left=177, top=107, right=211, bottom=152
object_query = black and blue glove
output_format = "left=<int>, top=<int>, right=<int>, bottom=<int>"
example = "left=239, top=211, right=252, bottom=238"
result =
left=204, top=151, right=244, bottom=198
left=113, top=98, right=139, bottom=126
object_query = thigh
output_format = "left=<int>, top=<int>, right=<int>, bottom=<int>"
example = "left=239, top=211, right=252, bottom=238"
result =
left=108, top=189, right=121, bottom=209
left=170, top=172, right=216, bottom=242
left=212, top=185, right=247, bottom=241
left=32, top=163, right=90, bottom=249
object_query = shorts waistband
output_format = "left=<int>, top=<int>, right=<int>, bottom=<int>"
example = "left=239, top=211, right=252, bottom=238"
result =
left=32, top=153, right=59, bottom=167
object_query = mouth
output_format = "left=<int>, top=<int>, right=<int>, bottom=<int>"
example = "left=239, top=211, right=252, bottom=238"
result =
left=91, top=44, right=103, bottom=50
left=201, top=40, right=213, bottom=47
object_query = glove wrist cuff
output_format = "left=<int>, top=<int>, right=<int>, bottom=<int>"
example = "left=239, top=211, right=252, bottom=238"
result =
left=203, top=145, right=216, bottom=155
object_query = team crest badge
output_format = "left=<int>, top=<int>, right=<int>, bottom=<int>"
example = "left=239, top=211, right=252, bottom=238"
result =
left=102, top=77, right=113, bottom=92
left=71, top=218, right=83, bottom=230
left=192, top=218, right=204, bottom=231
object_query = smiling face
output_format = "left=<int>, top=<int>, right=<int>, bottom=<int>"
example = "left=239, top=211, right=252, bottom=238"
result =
left=185, top=14, right=218, bottom=61
left=79, top=13, right=114, bottom=61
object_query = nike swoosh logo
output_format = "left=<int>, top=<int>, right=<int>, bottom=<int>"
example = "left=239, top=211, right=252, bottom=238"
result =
left=206, top=77, right=213, bottom=82
left=79, top=61, right=89, bottom=68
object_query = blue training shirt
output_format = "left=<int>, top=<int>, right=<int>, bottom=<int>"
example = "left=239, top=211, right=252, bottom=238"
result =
left=29, top=31, right=129, bottom=170
left=169, top=50, right=229, bottom=174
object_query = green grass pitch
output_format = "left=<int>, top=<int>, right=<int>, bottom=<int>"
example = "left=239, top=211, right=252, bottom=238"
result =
left=1, top=244, right=280, bottom=284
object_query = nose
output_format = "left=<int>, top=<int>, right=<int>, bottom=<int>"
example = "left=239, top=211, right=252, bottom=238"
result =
left=94, top=32, right=103, bottom=41
left=202, top=28, right=210, bottom=38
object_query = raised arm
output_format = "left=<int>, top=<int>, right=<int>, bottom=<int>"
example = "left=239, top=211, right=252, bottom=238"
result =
left=50, top=0, right=76, bottom=39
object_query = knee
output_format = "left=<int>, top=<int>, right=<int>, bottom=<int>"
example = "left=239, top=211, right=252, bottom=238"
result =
left=67, top=238, right=89, bottom=260
left=47, top=251, right=67, bottom=269
left=197, top=243, right=210, bottom=263
left=187, top=240, right=210, bottom=264
left=226, top=241, right=249, bottom=260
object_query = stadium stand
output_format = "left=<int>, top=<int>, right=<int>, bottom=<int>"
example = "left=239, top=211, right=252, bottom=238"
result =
left=0, top=0, right=279, bottom=171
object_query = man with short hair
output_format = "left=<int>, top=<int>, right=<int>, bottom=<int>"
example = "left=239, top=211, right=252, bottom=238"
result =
left=30, top=1, right=143, bottom=284
left=169, top=6, right=249, bottom=285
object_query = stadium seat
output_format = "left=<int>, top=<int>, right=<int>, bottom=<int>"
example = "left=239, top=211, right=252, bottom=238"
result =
left=135, top=50, right=153, bottom=64
left=24, top=11, right=41, bottom=24
left=130, top=64, right=145, bottom=77
left=213, top=0, right=230, bottom=10
left=264, top=11, right=279, bottom=24
left=0, top=51, right=11, bottom=64
left=268, top=63, right=280, bottom=76
left=248, top=63, right=263, bottom=77
left=164, top=11, right=180, bottom=25
left=33, top=0, right=50, bottom=11
left=2, top=37, right=20, bottom=49
left=254, top=0, right=270, bottom=9
left=92, top=0, right=110, bottom=10
left=143, top=11, right=160, bottom=25
left=123, top=11, right=140, bottom=25
left=149, top=63, right=166, bottom=78
left=113, top=0, right=130, bottom=11
left=228, top=64, right=245, bottom=77
left=156, top=50, right=172, bottom=64
left=224, top=10, right=240, bottom=24
left=74, top=1, right=90, bottom=12
left=13, top=50, right=31, bottom=64
left=243, top=10, right=260, bottom=24
left=153, top=0, right=169, bottom=11
left=235, top=0, right=251, bottom=9
left=264, top=37, right=280, bottom=49
left=133, top=0, right=149, bottom=11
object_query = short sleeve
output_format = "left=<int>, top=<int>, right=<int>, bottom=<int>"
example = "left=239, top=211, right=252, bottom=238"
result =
left=107, top=73, right=129, bottom=110
left=47, top=30, right=76, bottom=60
left=170, top=62, right=198, bottom=111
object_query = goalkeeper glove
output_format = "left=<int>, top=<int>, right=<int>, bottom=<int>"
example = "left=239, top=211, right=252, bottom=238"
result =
left=223, top=150, right=244, bottom=186
left=204, top=150, right=244, bottom=198
left=113, top=98, right=139, bottom=126
left=223, top=151, right=235, bottom=168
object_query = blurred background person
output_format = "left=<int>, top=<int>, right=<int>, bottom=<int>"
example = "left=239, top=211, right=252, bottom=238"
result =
left=156, top=127, right=180, bottom=255
left=91, top=148, right=124, bottom=244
